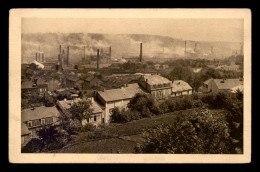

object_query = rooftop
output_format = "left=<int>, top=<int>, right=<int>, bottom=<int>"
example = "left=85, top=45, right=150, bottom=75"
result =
left=22, top=106, right=60, bottom=122
left=97, top=83, right=144, bottom=102
left=142, top=75, right=171, bottom=86
left=172, top=80, right=193, bottom=92
left=58, top=98, right=103, bottom=114
left=21, top=123, right=30, bottom=135
left=204, top=78, right=243, bottom=90
left=21, top=80, right=48, bottom=89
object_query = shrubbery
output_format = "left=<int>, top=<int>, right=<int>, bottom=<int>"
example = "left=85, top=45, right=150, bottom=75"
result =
left=135, top=108, right=232, bottom=153
left=110, top=93, right=204, bottom=123
left=22, top=125, right=71, bottom=153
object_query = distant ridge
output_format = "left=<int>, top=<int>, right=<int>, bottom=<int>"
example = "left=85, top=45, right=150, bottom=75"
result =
left=22, top=33, right=243, bottom=63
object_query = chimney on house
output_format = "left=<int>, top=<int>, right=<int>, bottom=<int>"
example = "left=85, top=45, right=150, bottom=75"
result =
left=97, top=49, right=100, bottom=69
left=67, top=46, right=69, bottom=67
left=140, top=43, right=142, bottom=62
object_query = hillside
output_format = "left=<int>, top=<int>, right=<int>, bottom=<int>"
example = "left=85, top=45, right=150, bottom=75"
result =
left=22, top=33, right=243, bottom=64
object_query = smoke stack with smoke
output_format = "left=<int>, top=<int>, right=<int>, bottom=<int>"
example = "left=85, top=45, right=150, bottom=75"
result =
left=97, top=49, right=99, bottom=69
left=67, top=46, right=69, bottom=67
left=140, top=43, right=142, bottom=62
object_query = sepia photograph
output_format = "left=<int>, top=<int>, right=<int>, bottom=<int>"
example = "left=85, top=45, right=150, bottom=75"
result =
left=9, top=9, right=251, bottom=163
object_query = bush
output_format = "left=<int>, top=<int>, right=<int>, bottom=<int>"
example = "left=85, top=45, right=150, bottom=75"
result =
left=81, top=123, right=96, bottom=132
left=135, top=108, right=232, bottom=154
left=22, top=138, right=44, bottom=153
left=110, top=107, right=129, bottom=123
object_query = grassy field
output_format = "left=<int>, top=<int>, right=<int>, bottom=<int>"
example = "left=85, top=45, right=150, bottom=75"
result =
left=53, top=108, right=224, bottom=153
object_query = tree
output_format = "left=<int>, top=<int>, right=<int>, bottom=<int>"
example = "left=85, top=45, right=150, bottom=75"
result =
left=128, top=93, right=158, bottom=116
left=135, top=108, right=232, bottom=154
left=110, top=107, right=130, bottom=123
left=69, top=99, right=93, bottom=127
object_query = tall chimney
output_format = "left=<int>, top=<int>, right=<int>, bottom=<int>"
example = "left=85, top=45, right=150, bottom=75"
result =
left=97, top=49, right=100, bottom=69
left=109, top=46, right=111, bottom=64
left=140, top=43, right=142, bottom=62
left=42, top=53, right=44, bottom=62
left=84, top=46, right=86, bottom=64
left=184, top=41, right=187, bottom=53
left=59, top=45, right=62, bottom=54
left=194, top=43, right=198, bottom=52
left=36, top=52, right=38, bottom=61
left=67, top=46, right=69, bottom=67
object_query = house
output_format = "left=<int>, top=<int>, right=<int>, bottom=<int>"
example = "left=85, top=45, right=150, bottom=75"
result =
left=21, top=106, right=61, bottom=138
left=57, top=98, right=104, bottom=126
left=171, top=80, right=193, bottom=97
left=154, top=64, right=161, bottom=70
left=199, top=78, right=243, bottom=93
left=21, top=79, right=48, bottom=95
left=85, top=75, right=103, bottom=89
left=138, top=74, right=172, bottom=99
left=162, top=64, right=169, bottom=69
left=65, top=75, right=80, bottom=88
left=96, top=83, right=144, bottom=123
left=21, top=123, right=31, bottom=147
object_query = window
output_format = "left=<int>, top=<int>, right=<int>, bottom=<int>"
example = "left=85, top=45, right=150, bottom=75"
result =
left=28, top=121, right=32, bottom=128
left=94, top=116, right=97, bottom=122
left=87, top=118, right=89, bottom=123
left=102, top=118, right=105, bottom=123
left=41, top=119, right=45, bottom=125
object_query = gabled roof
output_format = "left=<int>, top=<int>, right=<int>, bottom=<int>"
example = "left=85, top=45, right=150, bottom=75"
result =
left=58, top=98, right=103, bottom=114
left=21, top=123, right=30, bottom=135
left=22, top=106, right=60, bottom=122
left=203, top=78, right=213, bottom=85
left=204, top=78, right=243, bottom=90
left=214, top=79, right=243, bottom=90
left=97, top=83, right=144, bottom=102
left=172, top=80, right=193, bottom=92
left=142, top=75, right=171, bottom=86
left=66, top=76, right=79, bottom=82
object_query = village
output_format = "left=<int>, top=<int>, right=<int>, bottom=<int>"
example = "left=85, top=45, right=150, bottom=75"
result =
left=21, top=38, right=244, bottom=153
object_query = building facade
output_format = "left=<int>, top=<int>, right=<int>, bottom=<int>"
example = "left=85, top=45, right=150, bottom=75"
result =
left=138, top=75, right=172, bottom=99
left=96, top=83, right=144, bottom=123
left=171, top=80, right=193, bottom=97
left=21, top=106, right=61, bottom=139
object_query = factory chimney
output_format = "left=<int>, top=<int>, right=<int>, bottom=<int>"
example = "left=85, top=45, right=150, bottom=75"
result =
left=140, top=43, right=142, bottom=62
left=184, top=41, right=187, bottom=57
left=42, top=53, right=45, bottom=62
left=97, top=49, right=100, bottom=69
left=194, top=43, right=198, bottom=52
left=84, top=46, right=86, bottom=64
left=36, top=52, right=38, bottom=61
left=109, top=46, right=111, bottom=64
left=67, top=46, right=69, bottom=67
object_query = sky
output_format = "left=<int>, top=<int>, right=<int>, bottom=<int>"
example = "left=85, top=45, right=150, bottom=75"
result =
left=22, top=18, right=244, bottom=42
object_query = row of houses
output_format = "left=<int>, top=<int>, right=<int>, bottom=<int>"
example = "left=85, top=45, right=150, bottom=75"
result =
left=21, top=74, right=243, bottom=147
